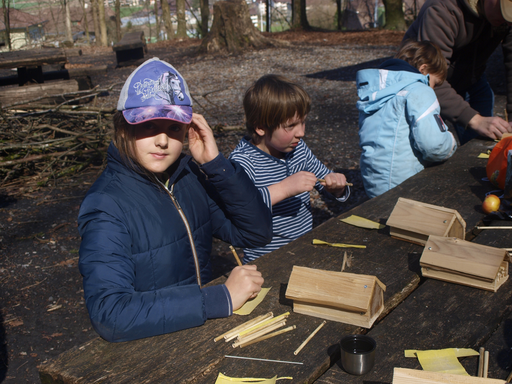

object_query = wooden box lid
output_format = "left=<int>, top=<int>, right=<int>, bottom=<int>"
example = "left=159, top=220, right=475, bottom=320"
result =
left=285, top=266, right=386, bottom=313
left=387, top=198, right=466, bottom=238
left=420, top=235, right=507, bottom=282
left=393, top=367, right=506, bottom=383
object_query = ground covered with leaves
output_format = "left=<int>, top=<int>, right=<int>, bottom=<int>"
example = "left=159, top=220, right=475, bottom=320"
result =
left=0, top=29, right=506, bottom=383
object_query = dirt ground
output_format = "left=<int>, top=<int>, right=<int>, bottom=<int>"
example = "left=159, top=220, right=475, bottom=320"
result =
left=0, top=29, right=506, bottom=383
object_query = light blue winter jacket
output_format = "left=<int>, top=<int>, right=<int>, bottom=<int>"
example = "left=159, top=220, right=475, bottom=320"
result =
left=356, top=59, right=457, bottom=198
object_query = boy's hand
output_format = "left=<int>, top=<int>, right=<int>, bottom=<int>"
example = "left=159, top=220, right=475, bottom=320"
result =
left=268, top=171, right=317, bottom=205
left=224, top=265, right=264, bottom=311
left=320, top=172, right=347, bottom=197
left=188, top=113, right=220, bottom=164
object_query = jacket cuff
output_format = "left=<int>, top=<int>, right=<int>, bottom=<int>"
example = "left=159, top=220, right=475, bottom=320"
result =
left=458, top=108, right=479, bottom=129
left=336, top=185, right=351, bottom=202
left=200, top=153, right=235, bottom=179
left=202, top=284, right=233, bottom=319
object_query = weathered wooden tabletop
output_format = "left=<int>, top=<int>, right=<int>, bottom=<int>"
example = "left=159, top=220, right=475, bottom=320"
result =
left=38, top=138, right=496, bottom=384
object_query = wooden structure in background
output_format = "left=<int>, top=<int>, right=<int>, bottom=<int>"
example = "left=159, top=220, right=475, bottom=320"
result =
left=285, top=266, right=386, bottom=328
left=420, top=235, right=509, bottom=292
left=392, top=368, right=506, bottom=383
left=112, top=31, right=147, bottom=67
left=387, top=198, right=466, bottom=245
left=0, top=79, right=79, bottom=106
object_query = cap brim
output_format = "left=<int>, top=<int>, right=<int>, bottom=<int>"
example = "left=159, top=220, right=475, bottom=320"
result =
left=123, top=105, right=193, bottom=125
left=502, top=0, right=512, bottom=22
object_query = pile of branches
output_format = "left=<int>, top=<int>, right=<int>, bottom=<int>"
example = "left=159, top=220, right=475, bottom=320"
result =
left=0, top=86, right=118, bottom=196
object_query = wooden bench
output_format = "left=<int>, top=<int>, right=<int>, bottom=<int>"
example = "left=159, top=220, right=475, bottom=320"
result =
left=112, top=31, right=147, bottom=67
left=38, top=138, right=496, bottom=383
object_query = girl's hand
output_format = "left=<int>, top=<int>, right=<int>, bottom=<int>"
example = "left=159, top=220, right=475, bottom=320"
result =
left=188, top=113, right=219, bottom=164
left=225, top=265, right=264, bottom=311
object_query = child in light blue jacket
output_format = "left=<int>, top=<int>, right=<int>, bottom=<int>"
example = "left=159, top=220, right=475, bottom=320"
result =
left=357, top=40, right=457, bottom=198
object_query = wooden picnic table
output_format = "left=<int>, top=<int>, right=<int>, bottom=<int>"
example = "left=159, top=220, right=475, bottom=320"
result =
left=0, top=47, right=81, bottom=86
left=38, top=138, right=502, bottom=383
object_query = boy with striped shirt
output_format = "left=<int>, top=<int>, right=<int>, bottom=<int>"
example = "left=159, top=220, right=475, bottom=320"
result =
left=229, top=74, right=350, bottom=263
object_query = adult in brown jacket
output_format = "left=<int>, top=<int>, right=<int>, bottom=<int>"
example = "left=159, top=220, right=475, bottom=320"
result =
left=403, top=0, right=512, bottom=144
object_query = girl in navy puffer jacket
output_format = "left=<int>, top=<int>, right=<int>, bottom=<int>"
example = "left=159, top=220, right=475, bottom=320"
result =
left=77, top=58, right=272, bottom=342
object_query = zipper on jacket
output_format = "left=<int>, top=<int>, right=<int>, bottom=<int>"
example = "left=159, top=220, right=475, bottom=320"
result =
left=160, top=180, right=202, bottom=288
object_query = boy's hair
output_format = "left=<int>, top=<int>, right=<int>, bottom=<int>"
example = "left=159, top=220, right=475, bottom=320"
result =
left=395, top=39, right=447, bottom=84
left=243, top=74, right=311, bottom=142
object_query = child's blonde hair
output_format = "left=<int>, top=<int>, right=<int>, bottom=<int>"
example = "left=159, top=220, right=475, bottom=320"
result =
left=243, top=74, right=311, bottom=143
left=395, top=39, right=447, bottom=83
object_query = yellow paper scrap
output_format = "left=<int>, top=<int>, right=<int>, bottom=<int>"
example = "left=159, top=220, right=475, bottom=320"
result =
left=234, top=288, right=271, bottom=315
left=340, top=215, right=385, bottom=229
left=405, top=348, right=479, bottom=358
left=415, top=348, right=469, bottom=376
left=478, top=153, right=490, bottom=159
left=312, top=239, right=366, bottom=249
left=215, top=373, right=292, bottom=383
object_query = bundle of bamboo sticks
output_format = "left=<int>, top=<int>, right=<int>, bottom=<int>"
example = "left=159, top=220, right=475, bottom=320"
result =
left=214, top=312, right=296, bottom=349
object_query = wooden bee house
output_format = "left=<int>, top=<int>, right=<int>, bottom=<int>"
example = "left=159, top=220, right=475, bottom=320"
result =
left=285, top=266, right=386, bottom=328
left=386, top=197, right=466, bottom=245
left=393, top=367, right=507, bottom=383
left=420, top=235, right=509, bottom=292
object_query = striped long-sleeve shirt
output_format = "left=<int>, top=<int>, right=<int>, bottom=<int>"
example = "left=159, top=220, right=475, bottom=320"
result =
left=229, top=137, right=350, bottom=262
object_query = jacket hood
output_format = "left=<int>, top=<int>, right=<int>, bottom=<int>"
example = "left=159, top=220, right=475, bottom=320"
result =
left=356, top=63, right=430, bottom=114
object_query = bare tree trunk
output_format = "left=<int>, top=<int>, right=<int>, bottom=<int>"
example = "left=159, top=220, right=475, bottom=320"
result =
left=2, top=0, right=10, bottom=50
left=64, top=0, right=74, bottom=43
left=291, top=0, right=300, bottom=29
left=199, top=0, right=277, bottom=54
left=336, top=0, right=342, bottom=30
left=91, top=0, right=101, bottom=45
left=200, top=0, right=208, bottom=38
left=382, top=0, right=406, bottom=31
left=161, top=0, right=173, bottom=39
left=299, top=0, right=309, bottom=29
left=98, top=0, right=108, bottom=46
left=80, top=0, right=91, bottom=45
left=115, top=0, right=121, bottom=42
left=176, top=0, right=187, bottom=38
left=265, top=0, right=270, bottom=32
left=154, top=0, right=160, bottom=41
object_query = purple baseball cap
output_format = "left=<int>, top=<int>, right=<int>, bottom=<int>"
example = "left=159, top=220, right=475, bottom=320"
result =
left=117, top=57, right=193, bottom=125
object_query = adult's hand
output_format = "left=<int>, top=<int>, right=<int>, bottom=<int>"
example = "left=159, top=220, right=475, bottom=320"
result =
left=188, top=113, right=220, bottom=164
left=225, top=265, right=264, bottom=311
left=468, top=114, right=512, bottom=140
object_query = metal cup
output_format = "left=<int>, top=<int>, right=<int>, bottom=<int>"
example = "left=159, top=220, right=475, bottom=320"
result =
left=339, top=334, right=376, bottom=375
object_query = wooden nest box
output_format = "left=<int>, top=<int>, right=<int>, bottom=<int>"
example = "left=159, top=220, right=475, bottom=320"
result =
left=393, top=367, right=507, bottom=383
left=285, top=266, right=386, bottom=328
left=386, top=198, right=466, bottom=245
left=420, top=235, right=509, bottom=292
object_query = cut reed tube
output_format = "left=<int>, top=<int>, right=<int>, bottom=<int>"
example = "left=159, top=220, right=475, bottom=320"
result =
left=483, top=350, right=489, bottom=378
left=478, top=347, right=485, bottom=377
left=294, top=320, right=327, bottom=355
left=229, top=245, right=243, bottom=266
left=224, top=312, right=274, bottom=342
left=239, top=325, right=297, bottom=348
left=233, top=320, right=287, bottom=348
left=317, top=178, right=353, bottom=187
left=476, top=226, right=512, bottom=230
left=236, top=312, right=290, bottom=339
left=214, top=312, right=272, bottom=342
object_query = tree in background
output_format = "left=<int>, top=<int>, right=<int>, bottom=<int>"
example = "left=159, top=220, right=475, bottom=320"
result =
left=79, top=0, right=91, bottom=44
left=98, top=0, right=108, bottom=45
left=161, top=0, right=173, bottom=39
left=2, top=0, right=10, bottom=50
left=200, top=0, right=208, bottom=37
left=176, top=0, right=186, bottom=37
left=91, top=0, right=101, bottom=45
left=291, top=0, right=309, bottom=30
left=154, top=0, right=160, bottom=41
left=382, top=0, right=406, bottom=30
left=64, top=0, right=73, bottom=43
left=115, top=0, right=121, bottom=42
